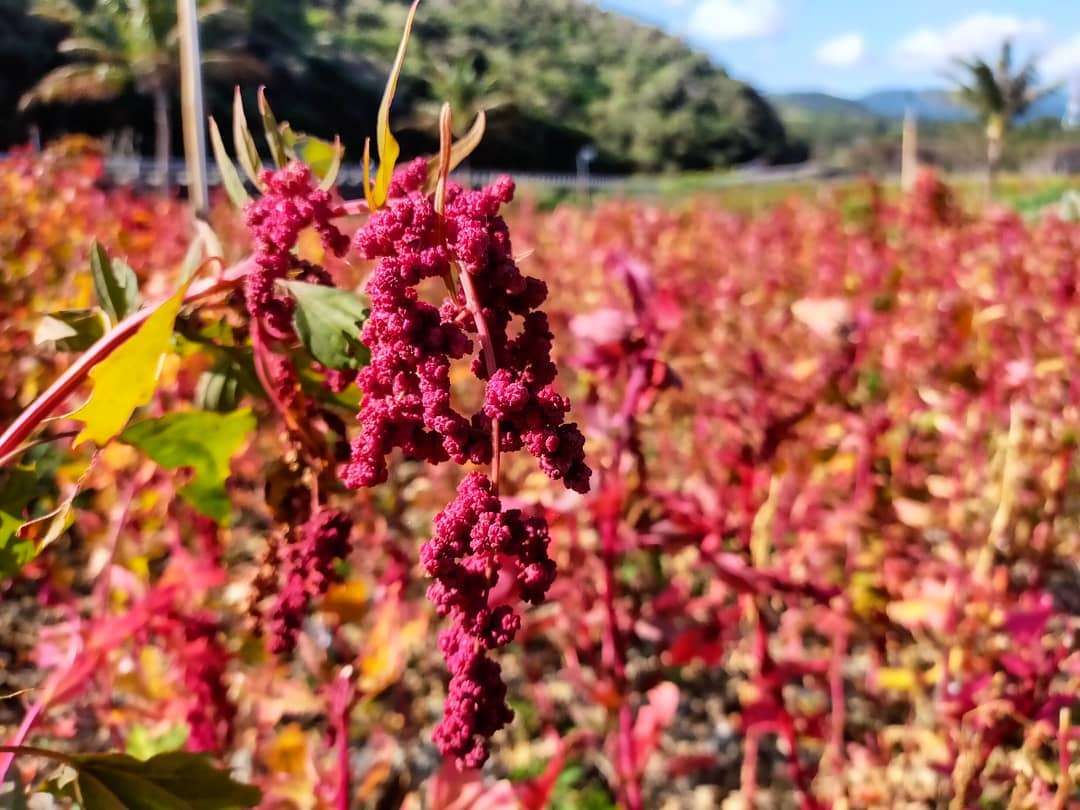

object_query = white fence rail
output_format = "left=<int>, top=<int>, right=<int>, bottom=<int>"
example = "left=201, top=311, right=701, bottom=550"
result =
left=99, top=155, right=825, bottom=193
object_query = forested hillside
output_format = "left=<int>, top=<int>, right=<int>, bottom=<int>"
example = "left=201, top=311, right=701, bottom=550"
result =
left=2, top=0, right=806, bottom=171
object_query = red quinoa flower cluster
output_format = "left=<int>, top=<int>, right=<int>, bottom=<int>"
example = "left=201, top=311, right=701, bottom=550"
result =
left=341, top=159, right=591, bottom=766
left=243, top=162, right=350, bottom=338
left=423, top=473, right=556, bottom=767
left=342, top=161, right=590, bottom=493
left=266, top=508, right=354, bottom=655
left=178, top=615, right=237, bottom=752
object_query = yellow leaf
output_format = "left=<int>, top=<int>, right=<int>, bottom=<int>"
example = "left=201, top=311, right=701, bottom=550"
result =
left=138, top=646, right=173, bottom=701
left=321, top=579, right=369, bottom=623
left=68, top=281, right=190, bottom=447
left=264, top=724, right=310, bottom=778
left=296, top=228, right=325, bottom=265
left=357, top=594, right=426, bottom=696
left=371, top=0, right=419, bottom=209
left=876, top=667, right=917, bottom=692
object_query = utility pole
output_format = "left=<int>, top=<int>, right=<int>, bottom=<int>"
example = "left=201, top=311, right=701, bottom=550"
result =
left=577, top=145, right=598, bottom=203
left=1064, top=76, right=1080, bottom=130
left=177, top=0, right=209, bottom=219
left=901, top=106, right=918, bottom=192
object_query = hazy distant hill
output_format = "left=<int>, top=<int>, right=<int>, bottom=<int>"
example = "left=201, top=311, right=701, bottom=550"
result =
left=773, top=87, right=1068, bottom=124
left=771, top=92, right=877, bottom=121
left=858, top=89, right=970, bottom=121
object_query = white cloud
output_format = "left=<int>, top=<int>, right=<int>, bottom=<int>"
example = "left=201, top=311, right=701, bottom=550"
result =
left=893, top=13, right=1048, bottom=69
left=1043, top=35, right=1080, bottom=80
left=816, top=33, right=866, bottom=68
left=688, top=0, right=784, bottom=42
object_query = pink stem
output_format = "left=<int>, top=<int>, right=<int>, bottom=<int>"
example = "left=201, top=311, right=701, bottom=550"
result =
left=334, top=703, right=350, bottom=810
left=458, top=267, right=502, bottom=491
left=0, top=641, right=78, bottom=782
left=829, top=625, right=848, bottom=770
left=618, top=703, right=642, bottom=810
left=0, top=257, right=255, bottom=465
left=328, top=668, right=356, bottom=810
left=741, top=728, right=760, bottom=801
left=599, top=505, right=640, bottom=808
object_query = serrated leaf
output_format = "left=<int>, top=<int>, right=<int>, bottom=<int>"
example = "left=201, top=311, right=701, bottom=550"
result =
left=232, top=86, right=263, bottom=188
left=281, top=281, right=370, bottom=371
left=258, top=86, right=287, bottom=168
left=371, top=0, right=419, bottom=209
left=73, top=751, right=260, bottom=809
left=68, top=280, right=191, bottom=448
left=209, top=116, right=252, bottom=209
left=121, top=408, right=255, bottom=523
left=423, top=111, right=487, bottom=194
left=91, top=241, right=141, bottom=324
left=35, top=308, right=108, bottom=352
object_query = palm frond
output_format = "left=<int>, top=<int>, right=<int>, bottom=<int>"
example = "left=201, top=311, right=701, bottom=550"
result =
left=57, top=36, right=124, bottom=62
left=28, top=0, right=83, bottom=24
left=19, top=63, right=131, bottom=109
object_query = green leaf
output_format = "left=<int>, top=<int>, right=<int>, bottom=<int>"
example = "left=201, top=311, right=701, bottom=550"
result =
left=208, top=116, right=252, bottom=209
left=232, top=86, right=263, bottom=188
left=121, top=409, right=256, bottom=524
left=90, top=241, right=141, bottom=325
left=126, top=724, right=190, bottom=761
left=0, top=466, right=43, bottom=580
left=257, top=87, right=287, bottom=169
left=280, top=281, right=369, bottom=371
left=195, top=366, right=243, bottom=413
left=68, top=279, right=191, bottom=448
left=73, top=751, right=260, bottom=810
left=34, top=308, right=108, bottom=352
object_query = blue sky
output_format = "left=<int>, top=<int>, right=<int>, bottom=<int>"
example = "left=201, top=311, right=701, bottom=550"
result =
left=593, top=0, right=1080, bottom=96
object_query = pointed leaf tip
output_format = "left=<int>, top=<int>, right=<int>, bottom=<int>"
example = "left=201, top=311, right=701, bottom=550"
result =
left=372, top=0, right=420, bottom=208
left=209, top=116, right=252, bottom=209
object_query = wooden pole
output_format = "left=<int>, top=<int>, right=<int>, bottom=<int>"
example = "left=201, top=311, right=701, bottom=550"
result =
left=901, top=106, right=918, bottom=193
left=177, top=0, right=209, bottom=218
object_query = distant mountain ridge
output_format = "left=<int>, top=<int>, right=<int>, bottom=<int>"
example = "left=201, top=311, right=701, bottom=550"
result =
left=773, top=87, right=1068, bottom=123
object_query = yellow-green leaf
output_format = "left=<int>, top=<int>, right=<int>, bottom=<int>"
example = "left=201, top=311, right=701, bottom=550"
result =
left=232, top=86, right=264, bottom=188
left=423, top=110, right=487, bottom=194
left=209, top=116, right=252, bottom=209
left=317, top=136, right=344, bottom=191
left=258, top=86, right=287, bottom=169
left=371, top=0, right=419, bottom=209
left=68, top=281, right=190, bottom=448
left=90, top=240, right=141, bottom=325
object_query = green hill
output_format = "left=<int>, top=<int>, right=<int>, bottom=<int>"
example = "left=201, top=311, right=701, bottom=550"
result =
left=4, top=0, right=806, bottom=173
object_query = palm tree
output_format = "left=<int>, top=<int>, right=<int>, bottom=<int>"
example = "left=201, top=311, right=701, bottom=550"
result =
left=951, top=40, right=1055, bottom=191
left=20, top=0, right=260, bottom=183
left=410, top=42, right=507, bottom=137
